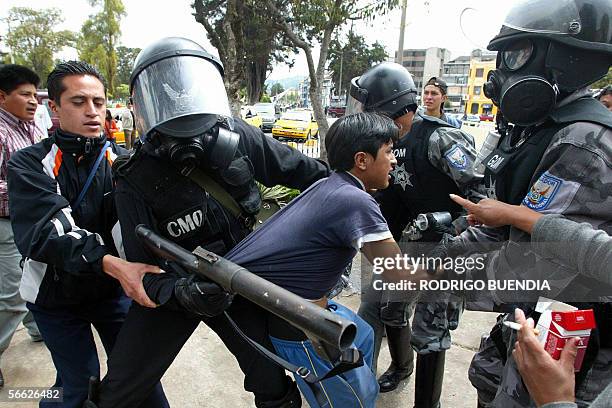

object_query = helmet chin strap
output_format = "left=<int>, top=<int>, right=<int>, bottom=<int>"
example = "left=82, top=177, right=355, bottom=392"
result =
left=495, top=112, right=511, bottom=139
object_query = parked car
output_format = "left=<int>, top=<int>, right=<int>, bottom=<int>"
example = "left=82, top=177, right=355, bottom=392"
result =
left=464, top=114, right=481, bottom=126
left=241, top=105, right=263, bottom=129
left=272, top=110, right=318, bottom=141
left=113, top=130, right=126, bottom=145
left=327, top=105, right=346, bottom=117
left=35, top=90, right=60, bottom=136
left=479, top=113, right=494, bottom=121
left=253, top=102, right=278, bottom=132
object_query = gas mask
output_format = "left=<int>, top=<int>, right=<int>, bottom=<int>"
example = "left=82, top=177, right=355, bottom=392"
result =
left=484, top=39, right=559, bottom=127
left=155, top=123, right=239, bottom=172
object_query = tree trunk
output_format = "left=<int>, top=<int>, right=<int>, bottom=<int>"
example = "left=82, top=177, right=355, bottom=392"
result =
left=194, top=0, right=242, bottom=117
left=309, top=24, right=334, bottom=162
left=246, top=59, right=267, bottom=105
left=223, top=0, right=242, bottom=117
left=265, top=0, right=347, bottom=162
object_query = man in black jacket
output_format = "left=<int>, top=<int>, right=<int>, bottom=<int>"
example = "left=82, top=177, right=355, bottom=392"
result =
left=7, top=61, right=168, bottom=407
left=349, top=62, right=482, bottom=407
left=94, top=37, right=330, bottom=408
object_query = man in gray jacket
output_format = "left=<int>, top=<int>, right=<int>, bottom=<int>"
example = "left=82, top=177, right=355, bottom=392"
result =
left=120, top=102, right=135, bottom=149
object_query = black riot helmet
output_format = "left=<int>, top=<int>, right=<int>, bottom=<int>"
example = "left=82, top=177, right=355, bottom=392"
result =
left=488, top=0, right=612, bottom=54
left=484, top=0, right=612, bottom=126
left=130, top=37, right=239, bottom=171
left=347, top=62, right=418, bottom=119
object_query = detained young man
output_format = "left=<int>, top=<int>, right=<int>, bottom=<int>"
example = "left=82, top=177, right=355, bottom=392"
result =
left=224, top=112, right=428, bottom=407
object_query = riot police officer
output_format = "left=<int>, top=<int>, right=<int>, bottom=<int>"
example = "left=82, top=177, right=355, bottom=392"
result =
left=349, top=62, right=482, bottom=407
left=92, top=37, right=329, bottom=408
left=435, top=0, right=612, bottom=406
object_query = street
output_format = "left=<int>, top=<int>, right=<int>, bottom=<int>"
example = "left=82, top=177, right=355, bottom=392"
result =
left=268, top=116, right=494, bottom=158
left=0, top=119, right=498, bottom=407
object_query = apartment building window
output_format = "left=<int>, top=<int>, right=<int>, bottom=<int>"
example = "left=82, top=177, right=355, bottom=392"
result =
left=471, top=103, right=479, bottom=114
left=476, top=68, right=484, bottom=78
left=474, top=86, right=482, bottom=95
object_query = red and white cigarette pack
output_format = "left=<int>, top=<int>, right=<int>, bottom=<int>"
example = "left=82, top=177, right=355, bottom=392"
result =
left=535, top=298, right=596, bottom=372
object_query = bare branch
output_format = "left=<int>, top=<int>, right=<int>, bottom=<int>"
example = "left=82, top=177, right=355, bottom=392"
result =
left=193, top=0, right=227, bottom=58
left=265, top=0, right=317, bottom=87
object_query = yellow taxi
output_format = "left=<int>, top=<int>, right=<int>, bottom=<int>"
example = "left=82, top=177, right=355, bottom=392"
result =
left=112, top=129, right=140, bottom=147
left=272, top=110, right=318, bottom=141
left=241, top=105, right=263, bottom=129
left=113, top=130, right=125, bottom=145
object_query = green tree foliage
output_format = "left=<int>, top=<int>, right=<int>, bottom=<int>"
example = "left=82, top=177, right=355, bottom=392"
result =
left=270, top=82, right=285, bottom=96
left=78, top=0, right=126, bottom=98
left=115, top=83, right=130, bottom=100
left=591, top=67, right=612, bottom=89
left=116, top=46, right=141, bottom=86
left=266, top=0, right=398, bottom=161
left=328, top=32, right=387, bottom=102
left=4, top=7, right=75, bottom=87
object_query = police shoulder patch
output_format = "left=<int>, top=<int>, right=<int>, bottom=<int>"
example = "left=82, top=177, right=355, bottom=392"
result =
left=522, top=172, right=562, bottom=211
left=444, top=145, right=468, bottom=170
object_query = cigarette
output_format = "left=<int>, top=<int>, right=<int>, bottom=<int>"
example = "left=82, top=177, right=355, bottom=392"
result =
left=503, top=321, right=540, bottom=336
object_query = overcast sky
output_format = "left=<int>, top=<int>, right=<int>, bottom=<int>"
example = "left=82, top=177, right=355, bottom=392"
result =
left=1, top=0, right=519, bottom=80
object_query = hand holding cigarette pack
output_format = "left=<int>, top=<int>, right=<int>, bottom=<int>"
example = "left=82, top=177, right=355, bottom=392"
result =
left=535, top=297, right=597, bottom=371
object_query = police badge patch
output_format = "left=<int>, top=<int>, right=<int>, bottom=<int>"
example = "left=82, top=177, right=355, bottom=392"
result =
left=390, top=163, right=413, bottom=190
left=522, top=172, right=562, bottom=211
left=444, top=145, right=468, bottom=170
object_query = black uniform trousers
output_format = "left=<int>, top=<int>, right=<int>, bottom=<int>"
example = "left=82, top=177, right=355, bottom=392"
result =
left=98, top=296, right=288, bottom=408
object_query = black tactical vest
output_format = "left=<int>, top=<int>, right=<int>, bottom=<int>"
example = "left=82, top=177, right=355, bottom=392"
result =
left=118, top=151, right=260, bottom=255
left=483, top=97, right=612, bottom=206
left=390, top=118, right=463, bottom=222
left=485, top=97, right=612, bottom=352
left=482, top=125, right=557, bottom=205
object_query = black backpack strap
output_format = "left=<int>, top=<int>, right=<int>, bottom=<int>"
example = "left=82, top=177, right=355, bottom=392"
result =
left=187, top=168, right=255, bottom=230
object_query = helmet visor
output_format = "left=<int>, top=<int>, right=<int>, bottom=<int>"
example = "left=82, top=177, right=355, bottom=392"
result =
left=346, top=77, right=366, bottom=115
left=502, top=0, right=582, bottom=36
left=132, top=55, right=231, bottom=137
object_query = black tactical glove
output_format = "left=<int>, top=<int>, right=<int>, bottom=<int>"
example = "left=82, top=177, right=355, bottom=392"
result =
left=174, top=275, right=233, bottom=317
left=427, top=212, right=454, bottom=236
left=425, top=233, right=460, bottom=276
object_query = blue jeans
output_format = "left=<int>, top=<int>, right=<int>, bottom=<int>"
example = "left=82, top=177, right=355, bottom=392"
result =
left=27, top=295, right=168, bottom=408
left=271, top=301, right=379, bottom=408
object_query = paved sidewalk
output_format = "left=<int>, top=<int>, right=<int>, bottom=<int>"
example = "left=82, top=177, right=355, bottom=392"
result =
left=0, top=293, right=496, bottom=407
